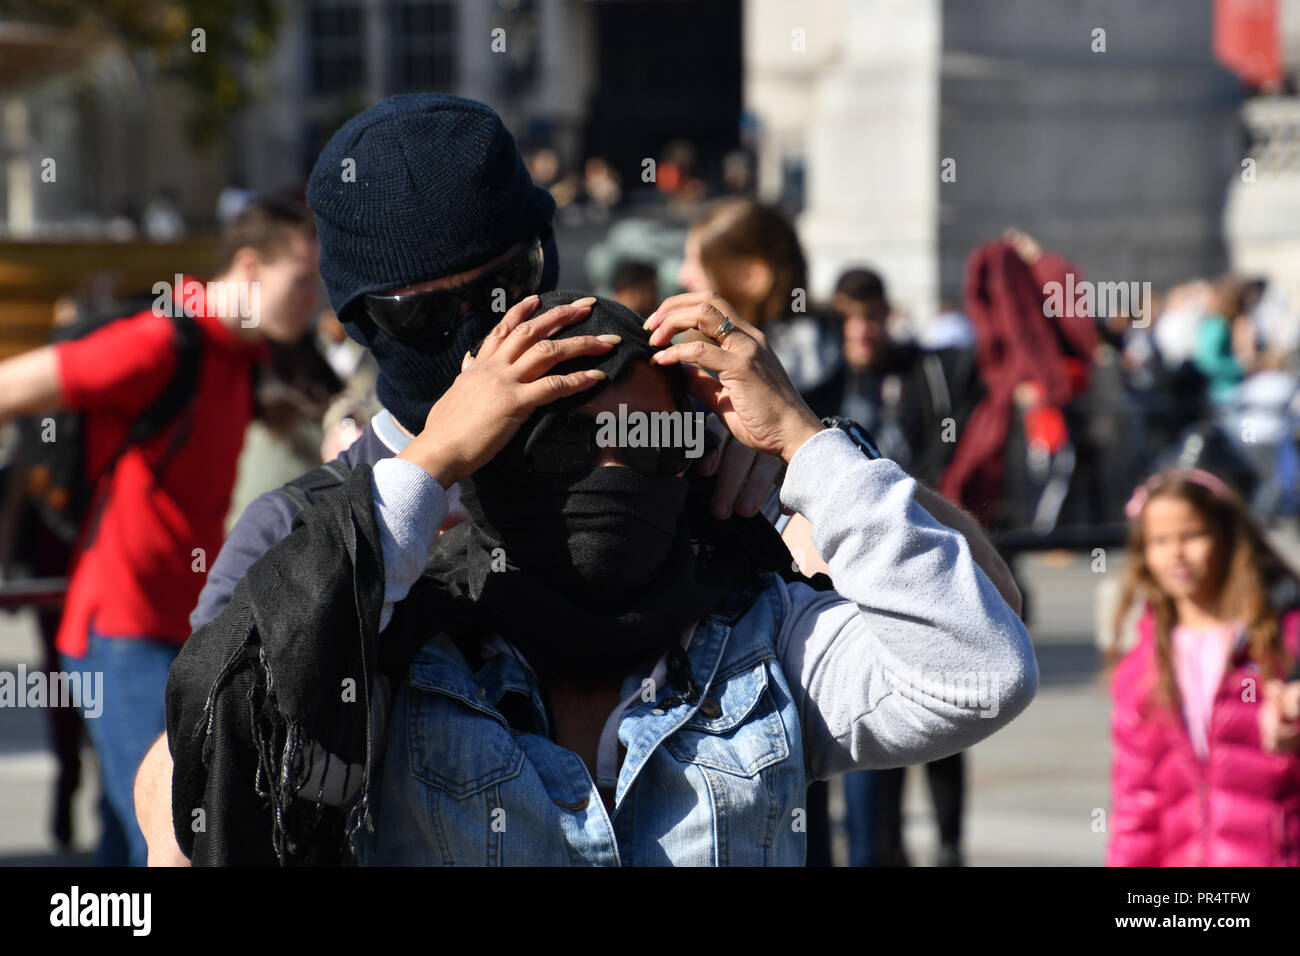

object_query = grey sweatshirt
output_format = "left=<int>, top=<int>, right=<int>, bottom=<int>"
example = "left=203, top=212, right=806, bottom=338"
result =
left=369, top=427, right=1038, bottom=781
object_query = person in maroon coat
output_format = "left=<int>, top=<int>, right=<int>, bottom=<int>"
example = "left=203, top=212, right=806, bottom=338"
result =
left=939, top=230, right=1097, bottom=529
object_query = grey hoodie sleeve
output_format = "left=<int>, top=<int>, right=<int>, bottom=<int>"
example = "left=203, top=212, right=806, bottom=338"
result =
left=775, top=427, right=1038, bottom=780
left=369, top=457, right=448, bottom=632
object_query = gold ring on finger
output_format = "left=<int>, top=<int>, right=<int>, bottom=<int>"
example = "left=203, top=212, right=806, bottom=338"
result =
left=713, top=316, right=736, bottom=342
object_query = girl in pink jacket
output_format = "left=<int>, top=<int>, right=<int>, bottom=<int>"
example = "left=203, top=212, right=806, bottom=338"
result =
left=1107, top=467, right=1300, bottom=867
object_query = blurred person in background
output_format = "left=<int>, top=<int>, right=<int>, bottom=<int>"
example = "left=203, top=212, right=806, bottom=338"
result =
left=525, top=146, right=560, bottom=191
left=826, top=269, right=982, bottom=484
left=823, top=266, right=985, bottom=867
left=721, top=149, right=757, bottom=197
left=940, top=229, right=1096, bottom=531
left=674, top=195, right=845, bottom=862
left=0, top=197, right=318, bottom=865
left=656, top=139, right=706, bottom=208
left=1193, top=276, right=1251, bottom=405
left=223, top=331, right=344, bottom=534
left=611, top=259, right=660, bottom=319
left=583, top=156, right=622, bottom=221
left=677, top=198, right=842, bottom=418
left=1214, top=276, right=1300, bottom=521
left=1107, top=468, right=1300, bottom=866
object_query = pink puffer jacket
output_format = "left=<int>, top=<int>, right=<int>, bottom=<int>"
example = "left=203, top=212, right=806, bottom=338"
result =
left=1107, top=606, right=1300, bottom=867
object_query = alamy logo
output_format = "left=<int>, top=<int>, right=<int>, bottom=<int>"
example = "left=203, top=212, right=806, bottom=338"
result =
left=1042, top=273, right=1151, bottom=328
left=594, top=404, right=705, bottom=459
left=893, top=667, right=1003, bottom=718
left=0, top=665, right=101, bottom=718
left=49, top=886, right=151, bottom=936
left=152, top=274, right=260, bottom=327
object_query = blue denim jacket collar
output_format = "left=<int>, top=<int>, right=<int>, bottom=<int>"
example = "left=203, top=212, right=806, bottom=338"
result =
left=406, top=609, right=749, bottom=811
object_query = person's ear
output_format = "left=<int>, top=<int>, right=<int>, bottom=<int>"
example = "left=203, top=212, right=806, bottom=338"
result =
left=232, top=247, right=261, bottom=284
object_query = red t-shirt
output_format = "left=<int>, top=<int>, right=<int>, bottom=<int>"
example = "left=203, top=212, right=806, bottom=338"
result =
left=54, top=278, right=269, bottom=658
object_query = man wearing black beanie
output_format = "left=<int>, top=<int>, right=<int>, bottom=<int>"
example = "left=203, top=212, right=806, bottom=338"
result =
left=134, top=93, right=783, bottom=864
left=184, top=92, right=786, bottom=641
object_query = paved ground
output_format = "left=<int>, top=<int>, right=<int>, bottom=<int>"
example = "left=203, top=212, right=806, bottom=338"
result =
left=3, top=525, right=1297, bottom=866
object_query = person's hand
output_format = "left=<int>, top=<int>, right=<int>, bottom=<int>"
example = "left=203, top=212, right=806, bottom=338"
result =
left=1259, top=678, right=1300, bottom=754
left=1003, top=227, right=1042, bottom=264
left=398, top=295, right=615, bottom=486
left=695, top=415, right=785, bottom=520
left=644, top=292, right=823, bottom=465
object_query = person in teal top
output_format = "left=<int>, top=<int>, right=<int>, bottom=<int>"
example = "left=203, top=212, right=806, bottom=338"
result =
left=1193, top=313, right=1245, bottom=403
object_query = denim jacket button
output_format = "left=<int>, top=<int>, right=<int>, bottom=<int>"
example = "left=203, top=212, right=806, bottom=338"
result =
left=698, top=697, right=722, bottom=719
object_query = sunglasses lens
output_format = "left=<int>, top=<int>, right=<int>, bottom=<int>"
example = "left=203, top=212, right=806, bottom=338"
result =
left=362, top=293, right=463, bottom=346
left=360, top=235, right=545, bottom=347
left=624, top=444, right=689, bottom=477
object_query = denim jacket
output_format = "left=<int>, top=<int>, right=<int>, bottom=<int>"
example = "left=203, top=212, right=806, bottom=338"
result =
left=355, top=427, right=1038, bottom=866
left=357, top=574, right=806, bottom=866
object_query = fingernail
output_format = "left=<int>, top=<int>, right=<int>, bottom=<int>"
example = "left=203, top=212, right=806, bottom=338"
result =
left=574, top=296, right=597, bottom=307
left=588, top=369, right=607, bottom=379
left=596, top=334, right=621, bottom=344
left=462, top=350, right=472, bottom=370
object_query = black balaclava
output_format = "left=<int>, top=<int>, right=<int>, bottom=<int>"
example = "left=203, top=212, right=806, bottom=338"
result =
left=306, top=93, right=559, bottom=434
left=461, top=289, right=686, bottom=604
left=426, top=291, right=757, bottom=679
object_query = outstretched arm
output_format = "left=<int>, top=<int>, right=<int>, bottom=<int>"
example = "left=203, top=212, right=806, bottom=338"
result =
left=0, top=346, right=62, bottom=422
left=776, top=430, right=1037, bottom=778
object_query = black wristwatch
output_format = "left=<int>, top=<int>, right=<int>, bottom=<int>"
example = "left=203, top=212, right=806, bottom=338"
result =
left=820, top=416, right=883, bottom=460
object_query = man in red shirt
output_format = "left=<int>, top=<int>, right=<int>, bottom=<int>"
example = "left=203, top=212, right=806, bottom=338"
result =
left=0, top=197, right=319, bottom=865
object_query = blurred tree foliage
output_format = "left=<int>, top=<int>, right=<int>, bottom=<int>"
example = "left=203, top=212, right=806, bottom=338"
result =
left=7, top=0, right=284, bottom=148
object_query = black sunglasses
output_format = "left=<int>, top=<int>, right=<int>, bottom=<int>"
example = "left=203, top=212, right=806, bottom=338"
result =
left=521, top=397, right=715, bottom=479
left=357, top=230, right=547, bottom=348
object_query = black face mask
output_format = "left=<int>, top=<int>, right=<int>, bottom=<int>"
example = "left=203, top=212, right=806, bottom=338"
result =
left=459, top=465, right=689, bottom=607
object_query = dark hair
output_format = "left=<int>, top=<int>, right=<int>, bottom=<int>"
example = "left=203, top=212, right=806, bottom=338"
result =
left=833, top=268, right=888, bottom=306
left=689, top=198, right=807, bottom=329
left=612, top=259, right=658, bottom=291
left=1106, top=468, right=1300, bottom=713
left=216, top=196, right=316, bottom=273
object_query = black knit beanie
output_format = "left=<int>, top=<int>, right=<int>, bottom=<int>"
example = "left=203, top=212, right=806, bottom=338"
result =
left=306, top=93, right=558, bottom=434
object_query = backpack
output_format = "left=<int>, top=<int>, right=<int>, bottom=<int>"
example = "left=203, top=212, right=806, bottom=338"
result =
left=277, top=458, right=353, bottom=516
left=16, top=294, right=205, bottom=546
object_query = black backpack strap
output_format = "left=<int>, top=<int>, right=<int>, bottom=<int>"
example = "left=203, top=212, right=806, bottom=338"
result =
left=280, top=458, right=353, bottom=519
left=130, top=313, right=204, bottom=446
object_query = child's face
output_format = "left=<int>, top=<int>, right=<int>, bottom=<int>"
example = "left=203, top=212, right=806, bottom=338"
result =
left=1142, top=495, right=1221, bottom=603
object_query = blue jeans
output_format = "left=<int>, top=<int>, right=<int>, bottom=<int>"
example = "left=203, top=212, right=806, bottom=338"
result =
left=843, top=769, right=879, bottom=867
left=81, top=631, right=181, bottom=867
